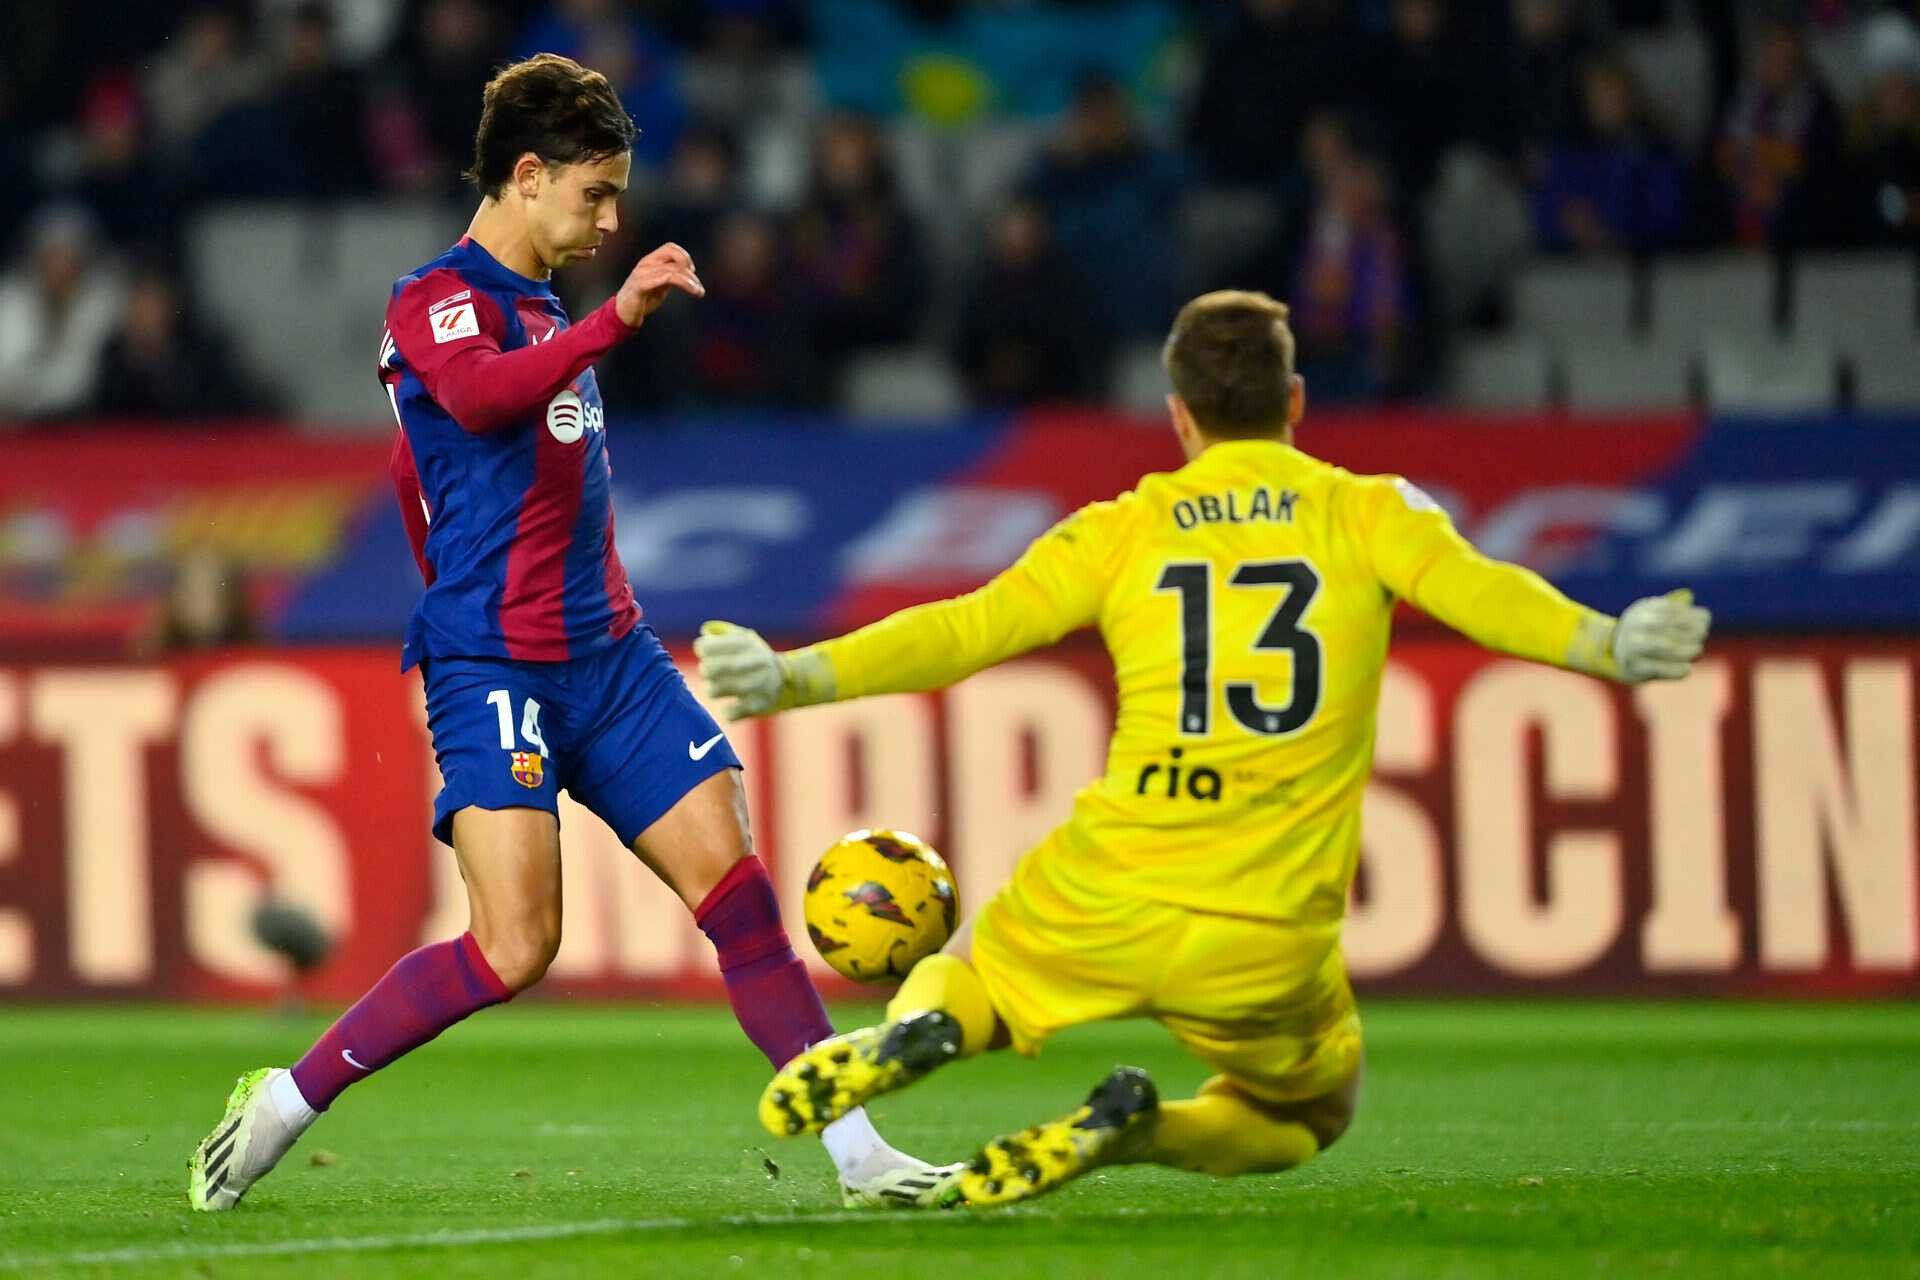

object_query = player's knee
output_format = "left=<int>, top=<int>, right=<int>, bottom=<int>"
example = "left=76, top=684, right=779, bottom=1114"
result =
left=474, top=919, right=560, bottom=993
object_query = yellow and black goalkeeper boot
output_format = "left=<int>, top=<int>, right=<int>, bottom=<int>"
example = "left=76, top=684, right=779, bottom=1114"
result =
left=960, top=1066, right=1160, bottom=1207
left=759, top=1010, right=964, bottom=1137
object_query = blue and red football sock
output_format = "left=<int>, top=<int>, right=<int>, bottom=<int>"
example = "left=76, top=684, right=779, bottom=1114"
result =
left=289, top=931, right=512, bottom=1111
left=695, top=856, right=835, bottom=1067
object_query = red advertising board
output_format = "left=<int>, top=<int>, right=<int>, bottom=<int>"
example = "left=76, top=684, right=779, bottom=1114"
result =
left=0, top=637, right=1914, bottom=1001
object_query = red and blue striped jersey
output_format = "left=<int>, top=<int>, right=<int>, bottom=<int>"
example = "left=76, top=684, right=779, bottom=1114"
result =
left=379, top=236, right=642, bottom=670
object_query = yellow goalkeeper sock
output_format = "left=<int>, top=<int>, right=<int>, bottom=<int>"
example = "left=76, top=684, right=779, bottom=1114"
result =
left=885, top=953, right=1000, bottom=1057
left=1136, top=1079, right=1321, bottom=1176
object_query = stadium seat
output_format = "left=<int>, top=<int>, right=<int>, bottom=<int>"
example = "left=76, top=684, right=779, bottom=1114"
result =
left=1561, top=339, right=1695, bottom=411
left=1423, top=147, right=1531, bottom=325
left=958, top=125, right=1044, bottom=225
left=189, top=204, right=327, bottom=413
left=1792, top=251, right=1920, bottom=409
left=192, top=202, right=474, bottom=426
left=1111, top=342, right=1171, bottom=415
left=332, top=204, right=465, bottom=306
left=842, top=350, right=968, bottom=421
left=681, top=53, right=820, bottom=126
left=1809, top=24, right=1870, bottom=110
left=1177, top=188, right=1281, bottom=295
left=1793, top=251, right=1919, bottom=344
left=742, top=115, right=815, bottom=209
left=1648, top=253, right=1778, bottom=344
left=1447, top=334, right=1554, bottom=409
left=1511, top=258, right=1636, bottom=345
left=1846, top=334, right=1920, bottom=409
left=1621, top=26, right=1715, bottom=153
left=1701, top=331, right=1837, bottom=413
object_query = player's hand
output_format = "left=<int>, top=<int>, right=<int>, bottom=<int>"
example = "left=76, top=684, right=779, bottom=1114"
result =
left=1611, top=589, right=1711, bottom=683
left=695, top=621, right=785, bottom=719
left=615, top=242, right=704, bottom=328
left=695, top=620, right=839, bottom=719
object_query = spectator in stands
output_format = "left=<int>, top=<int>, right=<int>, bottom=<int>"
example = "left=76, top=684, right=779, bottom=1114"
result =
left=1287, top=143, right=1421, bottom=401
left=137, top=547, right=256, bottom=654
left=649, top=124, right=745, bottom=268
left=1363, top=0, right=1482, bottom=198
left=92, top=266, right=270, bottom=418
left=1846, top=12, right=1920, bottom=246
left=694, top=0, right=805, bottom=60
left=1025, top=74, right=1185, bottom=338
left=143, top=6, right=271, bottom=170
left=1186, top=0, right=1357, bottom=189
left=790, top=116, right=927, bottom=379
left=954, top=199, right=1107, bottom=406
left=678, top=210, right=821, bottom=407
left=518, top=0, right=684, bottom=170
left=1489, top=0, right=1596, bottom=167
left=1531, top=55, right=1686, bottom=256
left=1711, top=15, right=1847, bottom=249
left=58, top=75, right=181, bottom=255
left=0, top=207, right=126, bottom=420
left=255, top=0, right=405, bottom=68
left=367, top=0, right=499, bottom=196
left=269, top=2, right=377, bottom=198
left=0, top=73, right=34, bottom=250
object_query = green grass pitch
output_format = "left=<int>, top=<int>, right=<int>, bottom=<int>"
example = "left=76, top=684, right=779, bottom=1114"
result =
left=1, top=1001, right=1915, bottom=1277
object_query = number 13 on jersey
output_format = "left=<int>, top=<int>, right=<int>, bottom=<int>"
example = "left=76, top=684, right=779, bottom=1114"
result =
left=1155, top=559, right=1323, bottom=738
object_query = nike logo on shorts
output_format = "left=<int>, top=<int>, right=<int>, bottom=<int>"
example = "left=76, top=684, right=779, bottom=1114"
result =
left=342, top=1049, right=370, bottom=1071
left=688, top=732, right=726, bottom=761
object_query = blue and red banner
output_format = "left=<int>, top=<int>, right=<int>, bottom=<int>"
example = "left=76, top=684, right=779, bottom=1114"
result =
left=2, top=409, right=1917, bottom=652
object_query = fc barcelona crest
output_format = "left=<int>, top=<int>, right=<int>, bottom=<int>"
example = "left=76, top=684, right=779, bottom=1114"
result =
left=510, top=751, right=544, bottom=789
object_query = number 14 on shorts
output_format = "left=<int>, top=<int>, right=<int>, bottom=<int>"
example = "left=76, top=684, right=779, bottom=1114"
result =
left=486, top=688, right=550, bottom=758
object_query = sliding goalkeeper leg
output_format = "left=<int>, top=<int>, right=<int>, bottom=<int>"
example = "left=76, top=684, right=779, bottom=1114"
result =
left=959, top=1069, right=1357, bottom=1207
left=758, top=952, right=1003, bottom=1138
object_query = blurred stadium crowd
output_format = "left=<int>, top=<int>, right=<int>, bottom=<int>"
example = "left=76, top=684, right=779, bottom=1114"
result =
left=3, top=0, right=1920, bottom=425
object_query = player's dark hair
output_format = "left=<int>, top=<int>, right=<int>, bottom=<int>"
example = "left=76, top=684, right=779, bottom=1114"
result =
left=464, top=54, right=638, bottom=198
left=1161, top=290, right=1297, bottom=438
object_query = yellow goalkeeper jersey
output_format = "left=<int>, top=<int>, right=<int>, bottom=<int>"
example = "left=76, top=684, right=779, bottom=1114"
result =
left=807, top=437, right=1614, bottom=925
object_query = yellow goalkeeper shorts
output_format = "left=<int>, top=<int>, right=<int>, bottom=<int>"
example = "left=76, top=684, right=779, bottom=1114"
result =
left=969, top=827, right=1362, bottom=1105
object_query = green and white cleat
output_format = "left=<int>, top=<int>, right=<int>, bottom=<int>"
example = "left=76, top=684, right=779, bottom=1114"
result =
left=187, top=1068, right=302, bottom=1211
left=839, top=1160, right=966, bottom=1210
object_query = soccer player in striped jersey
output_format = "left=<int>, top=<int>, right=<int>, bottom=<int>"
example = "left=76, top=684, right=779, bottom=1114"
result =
left=699, top=290, right=1711, bottom=1206
left=188, top=54, right=955, bottom=1213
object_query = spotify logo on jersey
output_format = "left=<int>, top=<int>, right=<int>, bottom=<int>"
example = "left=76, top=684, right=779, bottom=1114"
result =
left=545, top=388, right=603, bottom=443
left=546, top=389, right=585, bottom=443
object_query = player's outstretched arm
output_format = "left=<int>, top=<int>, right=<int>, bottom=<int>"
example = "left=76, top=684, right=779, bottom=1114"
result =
left=389, top=246, right=702, bottom=434
left=697, top=503, right=1121, bottom=719
left=1362, top=477, right=1710, bottom=684
left=696, top=576, right=1072, bottom=720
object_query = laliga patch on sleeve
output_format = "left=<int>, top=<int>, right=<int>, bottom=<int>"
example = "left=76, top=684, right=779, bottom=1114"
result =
left=431, top=302, right=480, bottom=344
left=1394, top=478, right=1441, bottom=513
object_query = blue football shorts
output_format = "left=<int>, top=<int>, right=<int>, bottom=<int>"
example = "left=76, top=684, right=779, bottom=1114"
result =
left=420, top=624, right=743, bottom=848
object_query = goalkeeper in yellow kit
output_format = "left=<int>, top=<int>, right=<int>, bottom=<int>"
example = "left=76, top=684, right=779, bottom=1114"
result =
left=696, top=291, right=1711, bottom=1208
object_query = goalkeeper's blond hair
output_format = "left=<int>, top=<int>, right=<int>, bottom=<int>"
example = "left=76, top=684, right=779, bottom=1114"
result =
left=1161, top=290, right=1296, bottom=438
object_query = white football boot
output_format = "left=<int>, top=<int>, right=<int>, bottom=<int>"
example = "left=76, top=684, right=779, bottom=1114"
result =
left=187, top=1068, right=304, bottom=1211
left=839, top=1158, right=966, bottom=1210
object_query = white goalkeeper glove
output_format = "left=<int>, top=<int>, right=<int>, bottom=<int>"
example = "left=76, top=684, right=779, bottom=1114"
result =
left=693, top=620, right=836, bottom=720
left=1608, top=589, right=1711, bottom=683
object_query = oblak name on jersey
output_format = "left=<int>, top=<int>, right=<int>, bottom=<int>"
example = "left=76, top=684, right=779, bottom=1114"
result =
left=378, top=236, right=642, bottom=671
left=1170, top=486, right=1299, bottom=530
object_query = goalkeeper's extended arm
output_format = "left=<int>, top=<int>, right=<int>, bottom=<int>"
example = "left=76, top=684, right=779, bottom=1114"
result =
left=696, top=580, right=1078, bottom=720
left=1365, top=480, right=1709, bottom=683
left=697, top=504, right=1116, bottom=719
left=1406, top=548, right=1709, bottom=683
